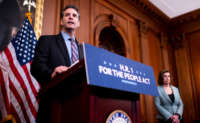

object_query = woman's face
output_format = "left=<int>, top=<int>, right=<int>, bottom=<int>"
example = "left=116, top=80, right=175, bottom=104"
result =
left=163, top=72, right=170, bottom=85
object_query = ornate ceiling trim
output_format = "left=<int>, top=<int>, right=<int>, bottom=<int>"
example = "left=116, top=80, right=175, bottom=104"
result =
left=127, top=0, right=200, bottom=27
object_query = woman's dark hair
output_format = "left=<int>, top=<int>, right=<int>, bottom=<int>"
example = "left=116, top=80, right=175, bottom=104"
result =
left=60, top=5, right=80, bottom=20
left=158, top=70, right=169, bottom=85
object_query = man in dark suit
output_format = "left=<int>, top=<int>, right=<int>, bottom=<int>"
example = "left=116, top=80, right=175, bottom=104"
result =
left=31, top=5, right=83, bottom=86
left=31, top=5, right=83, bottom=123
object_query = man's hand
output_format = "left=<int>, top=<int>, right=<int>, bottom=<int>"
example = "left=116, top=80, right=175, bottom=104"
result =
left=51, top=66, right=69, bottom=78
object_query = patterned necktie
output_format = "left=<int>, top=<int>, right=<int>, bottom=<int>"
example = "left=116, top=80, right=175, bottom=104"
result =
left=70, top=38, right=78, bottom=63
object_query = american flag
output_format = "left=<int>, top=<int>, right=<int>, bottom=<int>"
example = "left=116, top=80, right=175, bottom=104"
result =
left=0, top=18, right=40, bottom=123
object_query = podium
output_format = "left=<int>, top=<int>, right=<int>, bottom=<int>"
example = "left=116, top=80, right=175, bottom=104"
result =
left=38, top=43, right=158, bottom=123
left=39, top=59, right=140, bottom=123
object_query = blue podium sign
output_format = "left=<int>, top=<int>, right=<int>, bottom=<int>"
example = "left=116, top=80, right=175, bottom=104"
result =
left=83, top=43, right=158, bottom=96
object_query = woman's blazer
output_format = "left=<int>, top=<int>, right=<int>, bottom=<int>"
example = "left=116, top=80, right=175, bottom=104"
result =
left=154, top=85, right=183, bottom=120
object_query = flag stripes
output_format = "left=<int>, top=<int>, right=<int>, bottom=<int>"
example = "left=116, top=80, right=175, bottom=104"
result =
left=10, top=92, right=26, bottom=123
left=0, top=44, right=38, bottom=123
left=4, top=45, right=38, bottom=114
left=0, top=69, right=8, bottom=118
left=0, top=18, right=40, bottom=123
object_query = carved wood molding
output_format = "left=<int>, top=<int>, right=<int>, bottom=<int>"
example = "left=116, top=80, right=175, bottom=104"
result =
left=126, top=0, right=168, bottom=24
left=126, top=0, right=200, bottom=29
left=138, top=21, right=149, bottom=35
left=94, top=13, right=128, bottom=47
left=169, top=10, right=200, bottom=26
left=94, top=14, right=117, bottom=46
left=160, top=32, right=169, bottom=48
left=169, top=34, right=185, bottom=49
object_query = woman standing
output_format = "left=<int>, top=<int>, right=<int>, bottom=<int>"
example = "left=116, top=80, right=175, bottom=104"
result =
left=154, top=70, right=183, bottom=123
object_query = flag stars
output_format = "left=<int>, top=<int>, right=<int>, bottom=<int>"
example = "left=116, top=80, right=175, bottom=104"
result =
left=109, top=62, right=112, bottom=66
left=104, top=61, right=107, bottom=65
left=10, top=18, right=37, bottom=65
left=23, top=59, right=26, bottom=63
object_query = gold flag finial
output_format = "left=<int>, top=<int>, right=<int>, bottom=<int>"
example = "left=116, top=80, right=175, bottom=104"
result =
left=23, top=0, right=36, bottom=24
left=25, top=12, right=32, bottom=24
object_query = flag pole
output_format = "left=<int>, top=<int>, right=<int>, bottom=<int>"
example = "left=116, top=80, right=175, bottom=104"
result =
left=26, top=12, right=32, bottom=25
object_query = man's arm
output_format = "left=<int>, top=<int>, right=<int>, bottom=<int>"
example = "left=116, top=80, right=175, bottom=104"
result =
left=31, top=36, right=53, bottom=86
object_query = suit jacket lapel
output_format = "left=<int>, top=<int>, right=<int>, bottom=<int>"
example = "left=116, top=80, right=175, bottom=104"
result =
left=160, top=86, right=172, bottom=103
left=56, top=33, right=70, bottom=64
left=171, top=86, right=178, bottom=103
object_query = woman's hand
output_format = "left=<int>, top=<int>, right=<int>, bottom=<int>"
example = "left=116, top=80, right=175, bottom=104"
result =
left=171, top=115, right=180, bottom=123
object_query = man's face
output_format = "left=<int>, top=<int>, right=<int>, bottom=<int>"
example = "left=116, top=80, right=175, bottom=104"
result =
left=61, top=8, right=80, bottom=30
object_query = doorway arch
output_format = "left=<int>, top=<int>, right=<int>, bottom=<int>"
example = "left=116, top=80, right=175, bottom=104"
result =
left=98, top=26, right=126, bottom=56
